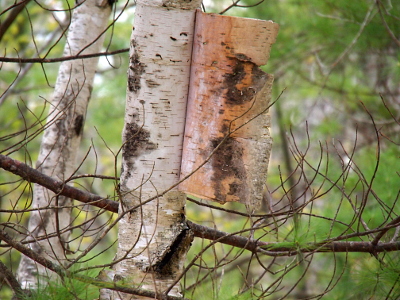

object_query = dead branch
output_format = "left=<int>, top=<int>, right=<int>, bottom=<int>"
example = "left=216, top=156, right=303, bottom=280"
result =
left=0, top=154, right=119, bottom=213
left=0, top=229, right=186, bottom=300
left=0, top=48, right=129, bottom=64
left=2, top=153, right=400, bottom=257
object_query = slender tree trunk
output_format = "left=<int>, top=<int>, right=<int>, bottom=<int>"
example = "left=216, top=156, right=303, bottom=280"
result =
left=17, top=0, right=112, bottom=289
left=104, top=1, right=201, bottom=299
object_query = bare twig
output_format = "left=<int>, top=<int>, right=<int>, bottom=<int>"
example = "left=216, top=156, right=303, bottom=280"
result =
left=2, top=153, right=400, bottom=256
left=0, top=260, right=25, bottom=298
left=0, top=229, right=187, bottom=300
left=0, top=0, right=32, bottom=42
left=0, top=154, right=119, bottom=213
left=0, top=48, right=129, bottom=64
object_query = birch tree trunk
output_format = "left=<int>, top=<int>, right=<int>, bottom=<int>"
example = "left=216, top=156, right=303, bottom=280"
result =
left=17, top=0, right=112, bottom=289
left=106, top=0, right=201, bottom=299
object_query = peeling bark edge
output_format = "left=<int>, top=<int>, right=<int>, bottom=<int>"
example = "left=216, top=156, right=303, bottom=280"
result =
left=179, top=11, right=278, bottom=207
left=149, top=225, right=194, bottom=277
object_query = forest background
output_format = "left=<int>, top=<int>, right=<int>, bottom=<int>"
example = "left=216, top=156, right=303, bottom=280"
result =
left=1, top=0, right=399, bottom=299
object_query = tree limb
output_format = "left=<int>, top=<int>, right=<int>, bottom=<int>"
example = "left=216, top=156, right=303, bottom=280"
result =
left=0, top=260, right=26, bottom=298
left=0, top=48, right=129, bottom=63
left=2, top=154, right=400, bottom=256
left=0, top=229, right=186, bottom=300
left=0, top=154, right=119, bottom=213
left=0, top=0, right=32, bottom=43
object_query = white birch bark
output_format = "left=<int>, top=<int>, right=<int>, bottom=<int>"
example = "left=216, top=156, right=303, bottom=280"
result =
left=17, top=0, right=112, bottom=289
left=105, top=0, right=201, bottom=299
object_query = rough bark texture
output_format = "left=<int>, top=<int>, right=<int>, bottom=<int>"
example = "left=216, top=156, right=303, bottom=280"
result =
left=107, top=1, right=201, bottom=299
left=179, top=11, right=279, bottom=209
left=17, top=0, right=111, bottom=289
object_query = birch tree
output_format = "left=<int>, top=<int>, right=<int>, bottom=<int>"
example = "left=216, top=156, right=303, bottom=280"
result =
left=105, top=0, right=201, bottom=298
left=16, top=0, right=112, bottom=289
left=1, top=1, right=400, bottom=299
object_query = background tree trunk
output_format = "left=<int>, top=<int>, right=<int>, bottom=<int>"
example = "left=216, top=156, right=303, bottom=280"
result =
left=17, top=0, right=112, bottom=289
left=107, top=0, right=201, bottom=299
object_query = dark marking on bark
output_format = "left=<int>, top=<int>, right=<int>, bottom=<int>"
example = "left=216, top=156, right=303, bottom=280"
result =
left=210, top=137, right=247, bottom=202
left=146, top=79, right=160, bottom=87
left=170, top=36, right=177, bottom=41
left=113, top=274, right=123, bottom=282
left=222, top=59, right=268, bottom=105
left=73, top=114, right=84, bottom=136
left=88, top=85, right=93, bottom=96
left=162, top=0, right=198, bottom=9
left=180, top=32, right=188, bottom=36
left=220, top=120, right=230, bottom=136
left=150, top=223, right=194, bottom=278
left=122, top=122, right=157, bottom=162
left=234, top=53, right=251, bottom=62
left=128, top=42, right=145, bottom=92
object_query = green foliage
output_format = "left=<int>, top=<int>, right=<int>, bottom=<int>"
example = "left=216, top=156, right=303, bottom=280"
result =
left=21, top=267, right=99, bottom=300
left=351, top=254, right=400, bottom=299
left=237, top=0, right=400, bottom=143
left=1, top=0, right=399, bottom=299
left=183, top=252, right=257, bottom=300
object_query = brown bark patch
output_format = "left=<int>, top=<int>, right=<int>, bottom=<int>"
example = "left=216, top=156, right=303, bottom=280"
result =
left=223, top=59, right=269, bottom=105
left=122, top=122, right=157, bottom=160
left=151, top=224, right=193, bottom=278
left=210, top=137, right=247, bottom=202
left=128, top=42, right=145, bottom=92
left=73, top=114, right=84, bottom=136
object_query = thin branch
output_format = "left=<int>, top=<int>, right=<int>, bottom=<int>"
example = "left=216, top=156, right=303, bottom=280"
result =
left=0, top=0, right=32, bottom=42
left=0, top=260, right=26, bottom=298
left=0, top=154, right=119, bottom=213
left=0, top=48, right=129, bottom=63
left=0, top=229, right=186, bottom=300
left=376, top=0, right=400, bottom=47
left=2, top=154, right=400, bottom=256
left=219, top=0, right=265, bottom=15
left=372, top=210, right=400, bottom=245
left=188, top=220, right=400, bottom=256
left=331, top=2, right=375, bottom=68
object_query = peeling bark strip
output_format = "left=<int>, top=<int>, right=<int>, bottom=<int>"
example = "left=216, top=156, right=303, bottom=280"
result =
left=179, top=11, right=279, bottom=209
